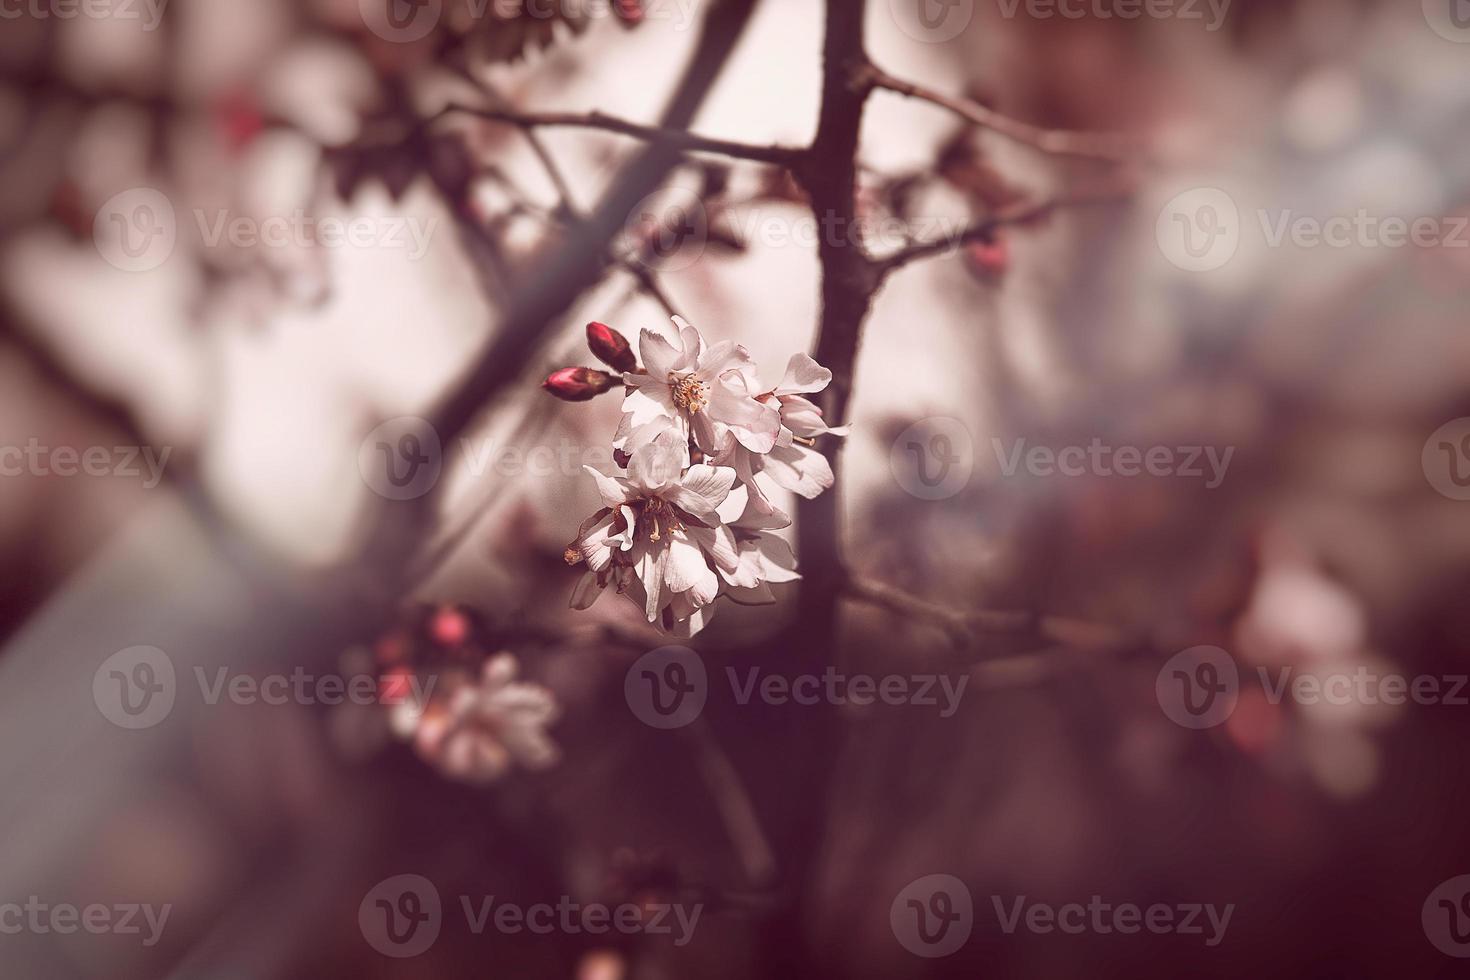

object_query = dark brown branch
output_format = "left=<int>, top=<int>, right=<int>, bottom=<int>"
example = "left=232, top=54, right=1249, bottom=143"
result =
left=433, top=103, right=804, bottom=167
left=864, top=64, right=1141, bottom=164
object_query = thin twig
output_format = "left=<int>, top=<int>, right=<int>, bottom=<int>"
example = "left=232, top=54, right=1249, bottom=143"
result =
left=843, top=575, right=1133, bottom=651
left=864, top=64, right=1140, bottom=165
left=873, top=185, right=1133, bottom=279
left=432, top=103, right=804, bottom=167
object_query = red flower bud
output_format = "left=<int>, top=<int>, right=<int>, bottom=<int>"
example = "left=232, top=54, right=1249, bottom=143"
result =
left=586, top=322, right=637, bottom=374
left=964, top=234, right=1009, bottom=281
left=428, top=605, right=471, bottom=649
left=543, top=366, right=617, bottom=402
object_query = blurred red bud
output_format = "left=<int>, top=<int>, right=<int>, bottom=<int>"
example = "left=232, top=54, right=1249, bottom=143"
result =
left=586, top=322, right=637, bottom=373
left=428, top=605, right=471, bottom=648
left=543, top=367, right=617, bottom=402
left=964, top=235, right=1009, bottom=281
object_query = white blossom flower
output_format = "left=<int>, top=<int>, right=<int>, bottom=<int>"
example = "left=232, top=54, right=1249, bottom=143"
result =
left=718, top=499, right=800, bottom=606
left=568, top=430, right=740, bottom=635
left=711, top=352, right=848, bottom=519
left=617, top=316, right=780, bottom=460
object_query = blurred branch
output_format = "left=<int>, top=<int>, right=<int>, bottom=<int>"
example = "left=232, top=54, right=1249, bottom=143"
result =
left=864, top=64, right=1141, bottom=164
left=514, top=117, right=682, bottom=318
left=842, top=575, right=1133, bottom=651
left=872, top=185, right=1134, bottom=279
left=433, top=103, right=803, bottom=167
left=683, top=719, right=777, bottom=889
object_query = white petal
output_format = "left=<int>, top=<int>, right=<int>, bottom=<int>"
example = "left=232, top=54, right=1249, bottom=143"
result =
left=665, top=463, right=736, bottom=517
left=639, top=328, right=683, bottom=378
left=762, top=444, right=833, bottom=499
left=582, top=465, right=630, bottom=509
left=628, top=432, right=686, bottom=493
left=776, top=352, right=833, bottom=395
left=664, top=535, right=718, bottom=606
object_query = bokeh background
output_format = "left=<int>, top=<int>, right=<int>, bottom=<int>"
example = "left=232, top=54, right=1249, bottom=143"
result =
left=3, top=0, right=1470, bottom=976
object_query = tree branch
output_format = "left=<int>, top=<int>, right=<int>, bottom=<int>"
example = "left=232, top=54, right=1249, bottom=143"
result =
left=864, top=64, right=1140, bottom=164
left=872, top=185, right=1133, bottom=279
left=433, top=103, right=804, bottom=167
left=843, top=575, right=1132, bottom=651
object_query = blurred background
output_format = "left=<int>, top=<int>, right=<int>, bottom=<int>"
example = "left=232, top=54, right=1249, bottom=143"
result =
left=4, top=0, right=1470, bottom=976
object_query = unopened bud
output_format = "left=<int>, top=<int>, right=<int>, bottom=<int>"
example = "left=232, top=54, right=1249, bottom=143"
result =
left=543, top=367, right=617, bottom=402
left=586, top=322, right=637, bottom=374
left=964, top=235, right=1009, bottom=281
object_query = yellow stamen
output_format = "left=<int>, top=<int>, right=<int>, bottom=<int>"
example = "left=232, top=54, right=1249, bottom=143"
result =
left=670, top=374, right=709, bottom=414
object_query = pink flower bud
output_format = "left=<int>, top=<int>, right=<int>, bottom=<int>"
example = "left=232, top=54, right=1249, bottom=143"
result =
left=543, top=366, right=617, bottom=402
left=428, top=605, right=471, bottom=648
left=585, top=322, right=637, bottom=373
left=964, top=235, right=1009, bottom=281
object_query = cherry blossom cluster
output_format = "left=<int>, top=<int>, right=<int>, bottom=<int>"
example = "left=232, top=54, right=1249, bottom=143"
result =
left=545, top=317, right=845, bottom=637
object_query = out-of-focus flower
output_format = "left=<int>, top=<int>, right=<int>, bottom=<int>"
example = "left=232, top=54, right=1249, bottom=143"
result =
left=391, top=654, right=559, bottom=785
left=568, top=430, right=739, bottom=635
left=544, top=367, right=619, bottom=401
left=617, top=316, right=779, bottom=458
left=587, top=321, right=638, bottom=374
